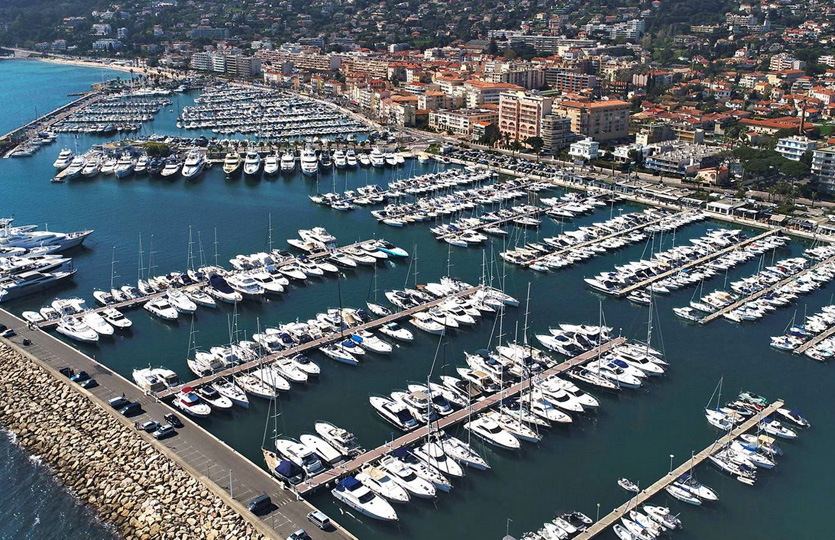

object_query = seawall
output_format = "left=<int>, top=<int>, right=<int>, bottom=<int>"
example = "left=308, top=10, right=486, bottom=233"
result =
left=0, top=341, right=267, bottom=540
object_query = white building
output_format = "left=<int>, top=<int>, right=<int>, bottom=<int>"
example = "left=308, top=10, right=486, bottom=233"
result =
left=812, top=148, right=835, bottom=193
left=569, top=138, right=600, bottom=160
left=775, top=136, right=816, bottom=162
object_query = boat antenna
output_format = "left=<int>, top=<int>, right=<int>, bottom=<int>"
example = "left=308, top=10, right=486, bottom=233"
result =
left=186, top=225, right=195, bottom=271
left=213, top=227, right=219, bottom=267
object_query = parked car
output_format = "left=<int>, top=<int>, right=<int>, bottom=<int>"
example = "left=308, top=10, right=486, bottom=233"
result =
left=152, top=424, right=176, bottom=440
left=108, top=396, right=130, bottom=409
left=140, top=420, right=160, bottom=433
left=247, top=494, right=272, bottom=514
left=163, top=413, right=183, bottom=428
left=70, top=371, right=90, bottom=383
left=118, top=402, right=142, bottom=417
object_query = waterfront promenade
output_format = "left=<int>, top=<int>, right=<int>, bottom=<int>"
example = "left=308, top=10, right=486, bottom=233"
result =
left=0, top=308, right=356, bottom=540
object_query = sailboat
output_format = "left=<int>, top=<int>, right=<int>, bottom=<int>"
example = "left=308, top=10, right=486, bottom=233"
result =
left=366, top=263, right=391, bottom=317
left=93, top=247, right=122, bottom=305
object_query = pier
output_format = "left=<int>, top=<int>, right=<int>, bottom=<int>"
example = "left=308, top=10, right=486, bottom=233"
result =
left=294, top=336, right=627, bottom=495
left=699, top=254, right=835, bottom=325
left=435, top=205, right=548, bottom=240
left=514, top=211, right=681, bottom=268
left=35, top=237, right=384, bottom=329
left=154, top=285, right=483, bottom=399
left=1, top=91, right=104, bottom=156
left=793, top=317, right=835, bottom=355
left=574, top=398, right=784, bottom=539
left=615, top=229, right=781, bottom=297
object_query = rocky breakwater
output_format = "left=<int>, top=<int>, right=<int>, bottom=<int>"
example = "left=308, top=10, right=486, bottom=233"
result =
left=0, top=342, right=267, bottom=540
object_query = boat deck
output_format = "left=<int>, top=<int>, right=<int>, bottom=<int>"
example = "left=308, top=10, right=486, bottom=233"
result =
left=573, top=399, right=784, bottom=539
left=615, top=229, right=780, bottom=297
left=294, top=337, right=626, bottom=495
left=699, top=254, right=835, bottom=325
left=154, top=285, right=483, bottom=399
left=35, top=237, right=381, bottom=329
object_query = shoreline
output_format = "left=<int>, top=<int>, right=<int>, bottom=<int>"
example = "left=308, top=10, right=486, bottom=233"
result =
left=2, top=50, right=166, bottom=78
left=0, top=339, right=269, bottom=540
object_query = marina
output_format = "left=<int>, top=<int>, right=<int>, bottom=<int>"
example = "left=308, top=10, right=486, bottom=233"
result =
left=2, top=61, right=835, bottom=540
left=294, top=336, right=627, bottom=495
left=697, top=255, right=835, bottom=324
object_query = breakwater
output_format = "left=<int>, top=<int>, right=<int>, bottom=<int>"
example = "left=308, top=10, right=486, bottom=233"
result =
left=0, top=341, right=267, bottom=540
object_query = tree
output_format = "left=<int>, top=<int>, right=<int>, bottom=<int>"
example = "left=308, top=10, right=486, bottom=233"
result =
left=524, top=136, right=544, bottom=158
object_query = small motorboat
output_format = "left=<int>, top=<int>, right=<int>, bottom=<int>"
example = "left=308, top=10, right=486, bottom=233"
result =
left=618, top=477, right=640, bottom=493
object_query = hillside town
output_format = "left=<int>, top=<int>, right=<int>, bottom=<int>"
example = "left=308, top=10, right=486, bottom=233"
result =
left=3, top=0, right=835, bottom=204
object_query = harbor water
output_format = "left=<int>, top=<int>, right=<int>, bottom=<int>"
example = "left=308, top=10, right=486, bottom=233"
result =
left=2, top=60, right=834, bottom=540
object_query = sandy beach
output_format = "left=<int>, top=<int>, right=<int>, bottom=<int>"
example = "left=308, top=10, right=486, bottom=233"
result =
left=3, top=48, right=172, bottom=78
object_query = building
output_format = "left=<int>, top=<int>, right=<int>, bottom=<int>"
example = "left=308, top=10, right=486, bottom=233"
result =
left=556, top=99, right=630, bottom=141
left=190, top=27, right=230, bottom=40
left=775, top=136, right=817, bottom=162
left=428, top=109, right=498, bottom=135
left=541, top=114, right=574, bottom=153
left=92, top=39, right=122, bottom=51
left=548, top=71, right=598, bottom=93
left=569, top=138, right=600, bottom=160
left=769, top=53, right=805, bottom=72
left=644, top=143, right=722, bottom=175
left=225, top=55, right=261, bottom=78
left=463, top=81, right=524, bottom=108
left=498, top=91, right=553, bottom=142
left=117, top=27, right=128, bottom=40
left=811, top=148, right=835, bottom=193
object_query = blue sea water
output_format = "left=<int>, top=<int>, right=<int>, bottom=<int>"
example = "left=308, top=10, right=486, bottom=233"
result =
left=0, top=429, right=119, bottom=540
left=2, top=59, right=835, bottom=540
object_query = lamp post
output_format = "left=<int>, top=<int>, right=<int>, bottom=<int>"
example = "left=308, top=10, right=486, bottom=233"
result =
left=596, top=502, right=601, bottom=522
left=669, top=453, right=675, bottom=474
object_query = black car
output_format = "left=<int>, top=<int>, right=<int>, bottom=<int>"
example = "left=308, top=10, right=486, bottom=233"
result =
left=79, top=378, right=98, bottom=389
left=70, top=371, right=90, bottom=383
left=59, top=367, right=75, bottom=378
left=0, top=328, right=15, bottom=339
left=248, top=494, right=272, bottom=514
left=118, top=402, right=142, bottom=417
left=108, top=396, right=130, bottom=409
left=164, top=413, right=183, bottom=428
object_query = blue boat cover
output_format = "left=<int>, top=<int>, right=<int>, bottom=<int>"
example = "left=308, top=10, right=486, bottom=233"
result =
left=340, top=476, right=361, bottom=489
left=275, top=459, right=302, bottom=477
left=209, top=275, right=234, bottom=293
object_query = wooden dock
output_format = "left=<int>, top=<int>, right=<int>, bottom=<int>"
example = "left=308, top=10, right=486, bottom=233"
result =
left=616, top=229, right=780, bottom=297
left=294, top=337, right=627, bottom=495
left=574, top=399, right=784, bottom=539
left=154, top=285, right=485, bottom=399
left=36, top=237, right=382, bottom=329
left=515, top=211, right=681, bottom=267
left=700, top=254, right=835, bottom=325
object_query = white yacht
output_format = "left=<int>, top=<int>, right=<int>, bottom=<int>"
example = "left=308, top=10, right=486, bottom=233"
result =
left=53, top=148, right=74, bottom=170
left=280, top=151, right=295, bottom=172
left=63, top=155, right=86, bottom=180
left=331, top=476, right=398, bottom=521
left=212, top=379, right=250, bottom=408
left=82, top=311, right=114, bottom=336
left=369, top=147, right=385, bottom=168
left=160, top=159, right=181, bottom=178
left=333, top=149, right=347, bottom=169
left=114, top=153, right=135, bottom=179
left=263, top=153, right=279, bottom=175
left=81, top=155, right=101, bottom=177
left=464, top=416, right=520, bottom=450
left=143, top=297, right=179, bottom=320
left=167, top=289, right=198, bottom=313
left=300, top=147, right=319, bottom=176
left=195, top=385, right=234, bottom=410
left=55, top=317, right=99, bottom=343
left=356, top=465, right=411, bottom=503
left=226, top=273, right=265, bottom=300
left=132, top=367, right=167, bottom=393
left=234, top=374, right=277, bottom=400
left=378, top=322, right=414, bottom=342
left=275, top=438, right=325, bottom=476
left=181, top=150, right=205, bottom=179
left=134, top=154, right=148, bottom=174
left=346, top=149, right=358, bottom=167
left=315, top=421, right=362, bottom=457
left=243, top=151, right=261, bottom=176
left=222, top=152, right=242, bottom=176
left=413, top=441, right=464, bottom=478
left=369, top=396, right=419, bottom=431
left=378, top=455, right=437, bottom=499
left=173, top=388, right=212, bottom=417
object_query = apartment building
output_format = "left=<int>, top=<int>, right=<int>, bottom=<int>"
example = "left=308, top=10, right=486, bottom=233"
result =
left=498, top=91, right=553, bottom=141
left=812, top=148, right=835, bottom=193
left=556, top=99, right=630, bottom=141
left=775, top=136, right=817, bottom=162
